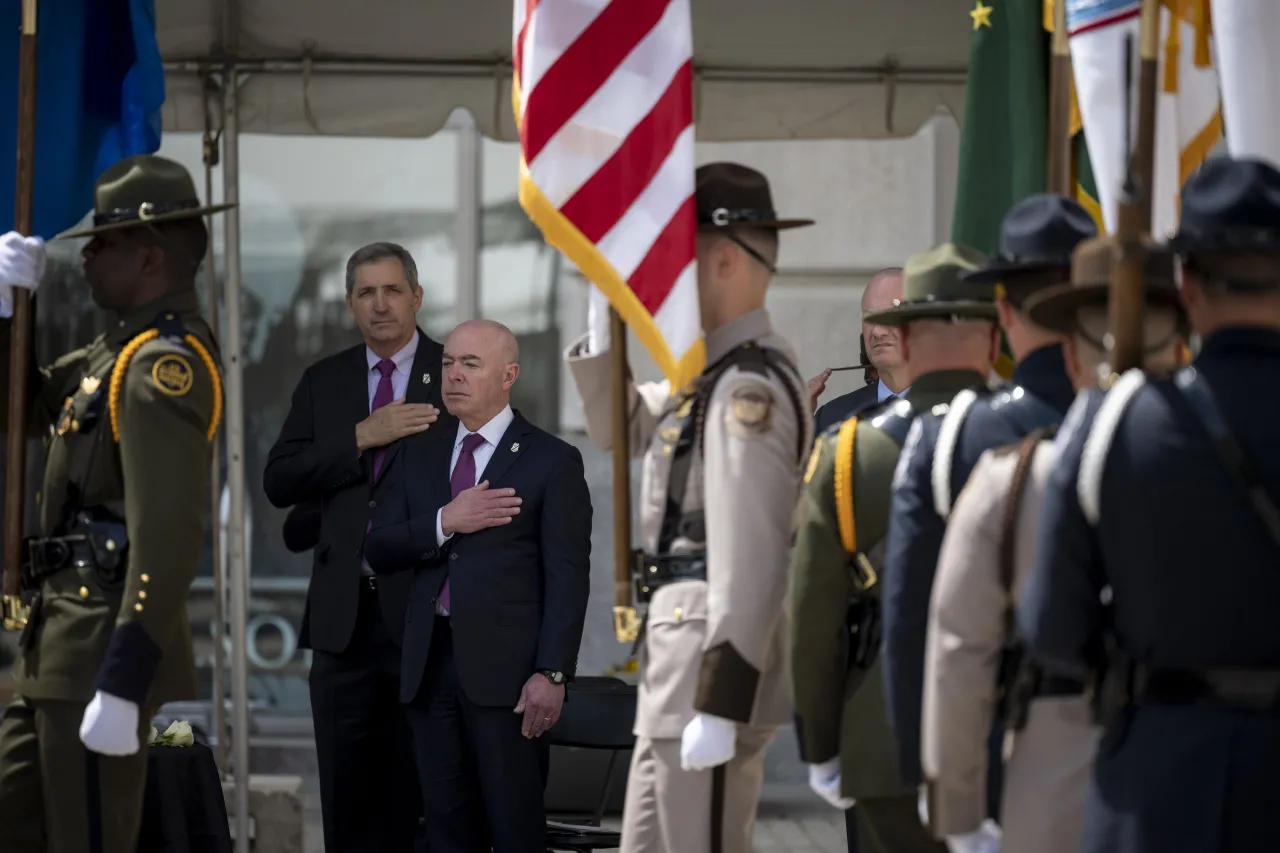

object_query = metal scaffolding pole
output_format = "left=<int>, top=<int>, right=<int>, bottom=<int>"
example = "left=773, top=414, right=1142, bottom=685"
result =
left=455, top=110, right=483, bottom=322
left=221, top=63, right=252, bottom=853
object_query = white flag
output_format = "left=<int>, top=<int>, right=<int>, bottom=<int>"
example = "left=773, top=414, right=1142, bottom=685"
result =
left=1068, top=0, right=1222, bottom=237
left=1212, top=0, right=1280, bottom=166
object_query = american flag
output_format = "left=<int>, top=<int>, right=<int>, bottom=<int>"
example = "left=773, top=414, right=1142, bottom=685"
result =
left=513, top=0, right=704, bottom=389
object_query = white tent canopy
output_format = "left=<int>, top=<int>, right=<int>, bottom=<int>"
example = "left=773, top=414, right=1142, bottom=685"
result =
left=158, top=0, right=970, bottom=141
left=156, top=4, right=972, bottom=850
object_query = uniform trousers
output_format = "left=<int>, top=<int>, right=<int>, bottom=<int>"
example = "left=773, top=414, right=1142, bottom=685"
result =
left=854, top=796, right=948, bottom=853
left=0, top=695, right=155, bottom=853
left=620, top=725, right=774, bottom=853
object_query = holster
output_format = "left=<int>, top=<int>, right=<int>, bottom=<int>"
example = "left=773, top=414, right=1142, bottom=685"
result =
left=1090, top=642, right=1135, bottom=729
left=24, top=509, right=130, bottom=590
left=846, top=596, right=881, bottom=671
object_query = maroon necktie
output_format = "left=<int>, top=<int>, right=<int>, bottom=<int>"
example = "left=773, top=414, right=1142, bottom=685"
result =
left=361, top=358, right=396, bottom=573
left=438, top=432, right=487, bottom=615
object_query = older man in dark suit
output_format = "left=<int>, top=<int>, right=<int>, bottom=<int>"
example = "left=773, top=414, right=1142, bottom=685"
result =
left=263, top=242, right=446, bottom=853
left=367, top=318, right=592, bottom=853
left=809, top=268, right=912, bottom=432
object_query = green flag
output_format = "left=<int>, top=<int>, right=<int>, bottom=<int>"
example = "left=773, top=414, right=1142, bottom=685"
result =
left=950, top=0, right=1104, bottom=375
left=951, top=0, right=1050, bottom=256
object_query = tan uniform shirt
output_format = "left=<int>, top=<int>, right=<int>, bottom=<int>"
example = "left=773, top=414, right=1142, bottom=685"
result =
left=566, top=308, right=810, bottom=738
left=923, top=440, right=1099, bottom=853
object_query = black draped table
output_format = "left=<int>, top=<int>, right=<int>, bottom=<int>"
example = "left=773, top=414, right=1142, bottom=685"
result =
left=139, top=743, right=232, bottom=853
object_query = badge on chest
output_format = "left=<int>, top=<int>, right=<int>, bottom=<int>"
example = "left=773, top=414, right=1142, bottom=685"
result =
left=54, top=373, right=110, bottom=438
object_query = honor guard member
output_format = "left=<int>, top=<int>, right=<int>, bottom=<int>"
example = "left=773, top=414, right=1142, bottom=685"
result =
left=566, top=163, right=812, bottom=853
left=0, top=155, right=226, bottom=853
left=789, top=243, right=998, bottom=853
left=1020, top=157, right=1280, bottom=853
left=920, top=235, right=1185, bottom=853
left=878, top=195, right=1093, bottom=811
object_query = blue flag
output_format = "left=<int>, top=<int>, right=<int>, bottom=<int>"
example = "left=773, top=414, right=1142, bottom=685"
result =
left=0, top=0, right=164, bottom=239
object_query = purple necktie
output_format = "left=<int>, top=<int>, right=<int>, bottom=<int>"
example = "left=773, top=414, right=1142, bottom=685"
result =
left=371, top=358, right=397, bottom=480
left=439, top=432, right=487, bottom=615
left=361, top=359, right=397, bottom=574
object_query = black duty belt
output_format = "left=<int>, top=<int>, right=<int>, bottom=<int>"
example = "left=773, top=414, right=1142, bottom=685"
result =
left=634, top=550, right=707, bottom=604
left=1033, top=674, right=1086, bottom=698
left=23, top=513, right=129, bottom=588
left=26, top=535, right=99, bottom=584
left=1134, top=666, right=1280, bottom=711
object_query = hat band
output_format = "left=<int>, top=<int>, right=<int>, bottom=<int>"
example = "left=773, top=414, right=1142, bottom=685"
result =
left=93, top=199, right=202, bottom=228
left=700, top=207, right=775, bottom=227
left=994, top=252, right=1072, bottom=265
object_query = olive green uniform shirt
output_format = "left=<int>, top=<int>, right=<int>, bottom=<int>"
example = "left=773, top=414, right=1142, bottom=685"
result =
left=789, top=369, right=987, bottom=799
left=14, top=288, right=221, bottom=709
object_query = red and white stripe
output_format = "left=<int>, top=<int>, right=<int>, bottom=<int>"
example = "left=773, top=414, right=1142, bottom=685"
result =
left=514, top=0, right=703, bottom=388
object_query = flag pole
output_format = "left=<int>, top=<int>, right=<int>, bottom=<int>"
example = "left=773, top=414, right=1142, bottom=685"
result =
left=1047, top=0, right=1073, bottom=195
left=3, top=0, right=39, bottom=631
left=609, top=309, right=639, bottom=645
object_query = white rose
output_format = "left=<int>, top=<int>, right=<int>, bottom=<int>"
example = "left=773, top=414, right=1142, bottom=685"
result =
left=148, top=725, right=159, bottom=745
left=163, top=720, right=195, bottom=747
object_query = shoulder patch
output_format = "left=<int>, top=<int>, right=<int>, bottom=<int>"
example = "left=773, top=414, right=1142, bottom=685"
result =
left=726, top=383, right=774, bottom=437
left=150, top=353, right=194, bottom=397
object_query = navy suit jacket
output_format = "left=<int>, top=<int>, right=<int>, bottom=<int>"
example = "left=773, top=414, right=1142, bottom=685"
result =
left=814, top=383, right=879, bottom=434
left=365, top=409, right=593, bottom=707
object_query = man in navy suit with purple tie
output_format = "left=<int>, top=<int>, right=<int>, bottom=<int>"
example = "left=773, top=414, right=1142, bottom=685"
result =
left=366, top=319, right=593, bottom=853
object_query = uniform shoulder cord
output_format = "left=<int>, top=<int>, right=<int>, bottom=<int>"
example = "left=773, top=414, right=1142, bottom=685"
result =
left=108, top=328, right=224, bottom=444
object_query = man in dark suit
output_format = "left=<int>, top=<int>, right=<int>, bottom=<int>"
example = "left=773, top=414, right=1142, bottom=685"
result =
left=263, top=242, right=446, bottom=853
left=810, top=267, right=912, bottom=432
left=282, top=499, right=321, bottom=553
left=366, top=318, right=592, bottom=853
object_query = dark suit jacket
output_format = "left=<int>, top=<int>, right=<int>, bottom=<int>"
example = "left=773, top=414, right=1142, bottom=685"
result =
left=814, top=383, right=879, bottom=433
left=364, top=409, right=593, bottom=707
left=282, top=500, right=322, bottom=553
left=262, top=328, right=449, bottom=653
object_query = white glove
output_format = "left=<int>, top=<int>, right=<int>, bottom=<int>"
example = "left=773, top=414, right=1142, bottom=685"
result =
left=945, top=820, right=1002, bottom=853
left=79, top=691, right=142, bottom=756
left=585, top=284, right=611, bottom=354
left=807, top=757, right=855, bottom=810
left=0, top=231, right=46, bottom=318
left=680, top=712, right=737, bottom=771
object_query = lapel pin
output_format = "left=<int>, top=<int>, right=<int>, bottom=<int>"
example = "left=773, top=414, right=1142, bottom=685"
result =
left=422, top=372, right=431, bottom=385
left=511, top=442, right=520, bottom=452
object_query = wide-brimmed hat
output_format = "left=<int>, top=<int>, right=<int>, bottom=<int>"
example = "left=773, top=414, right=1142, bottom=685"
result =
left=862, top=243, right=998, bottom=327
left=57, top=154, right=236, bottom=240
left=1023, top=235, right=1184, bottom=334
left=1167, top=157, right=1280, bottom=286
left=695, top=162, right=814, bottom=232
left=963, top=193, right=1098, bottom=287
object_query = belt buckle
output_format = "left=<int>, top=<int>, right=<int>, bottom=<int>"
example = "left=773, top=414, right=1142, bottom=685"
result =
left=365, top=574, right=378, bottom=591
left=27, top=539, right=70, bottom=578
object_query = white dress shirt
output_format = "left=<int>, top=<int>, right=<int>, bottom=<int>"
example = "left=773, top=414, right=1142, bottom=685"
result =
left=365, top=330, right=419, bottom=406
left=434, top=404, right=516, bottom=547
